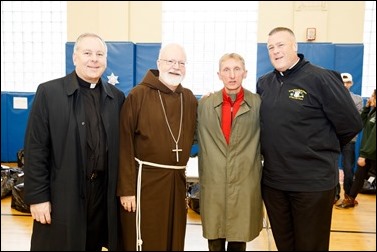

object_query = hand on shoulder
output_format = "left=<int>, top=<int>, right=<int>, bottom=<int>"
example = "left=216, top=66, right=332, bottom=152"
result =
left=200, top=92, right=213, bottom=100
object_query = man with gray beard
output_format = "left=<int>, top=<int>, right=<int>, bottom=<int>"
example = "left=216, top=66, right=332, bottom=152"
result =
left=117, top=43, right=198, bottom=251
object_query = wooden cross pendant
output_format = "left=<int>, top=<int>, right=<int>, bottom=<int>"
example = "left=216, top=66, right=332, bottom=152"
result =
left=172, top=143, right=182, bottom=162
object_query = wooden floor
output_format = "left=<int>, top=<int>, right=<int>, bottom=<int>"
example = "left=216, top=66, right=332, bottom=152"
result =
left=1, top=164, right=376, bottom=251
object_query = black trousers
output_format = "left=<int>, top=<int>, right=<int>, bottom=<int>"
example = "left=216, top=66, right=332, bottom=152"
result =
left=350, top=159, right=376, bottom=198
left=208, top=238, right=246, bottom=251
left=340, top=142, right=356, bottom=195
left=262, top=185, right=334, bottom=251
left=85, top=172, right=108, bottom=251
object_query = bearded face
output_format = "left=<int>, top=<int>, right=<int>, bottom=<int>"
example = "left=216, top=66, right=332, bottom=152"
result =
left=159, top=71, right=184, bottom=86
left=157, top=44, right=187, bottom=88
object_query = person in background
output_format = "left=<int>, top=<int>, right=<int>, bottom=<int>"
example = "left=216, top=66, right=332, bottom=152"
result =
left=256, top=27, right=363, bottom=251
left=117, top=43, right=197, bottom=251
left=334, top=72, right=363, bottom=205
left=24, top=33, right=125, bottom=251
left=336, top=89, right=376, bottom=209
left=197, top=53, right=263, bottom=251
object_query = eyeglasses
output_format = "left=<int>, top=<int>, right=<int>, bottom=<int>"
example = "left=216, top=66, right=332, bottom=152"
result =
left=159, top=59, right=186, bottom=68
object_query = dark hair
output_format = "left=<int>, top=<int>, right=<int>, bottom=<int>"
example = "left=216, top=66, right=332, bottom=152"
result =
left=268, top=27, right=295, bottom=37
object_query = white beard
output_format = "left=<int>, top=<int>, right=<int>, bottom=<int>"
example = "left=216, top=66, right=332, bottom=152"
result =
left=160, top=72, right=184, bottom=87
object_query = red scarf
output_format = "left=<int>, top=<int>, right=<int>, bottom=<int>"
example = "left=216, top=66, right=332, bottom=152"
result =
left=221, top=88, right=244, bottom=144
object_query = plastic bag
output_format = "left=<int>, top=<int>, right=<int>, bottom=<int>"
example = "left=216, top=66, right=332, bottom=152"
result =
left=360, top=177, right=376, bottom=194
left=17, top=149, right=25, bottom=168
left=187, top=183, right=200, bottom=214
left=1, top=166, right=24, bottom=198
left=11, top=182, right=30, bottom=213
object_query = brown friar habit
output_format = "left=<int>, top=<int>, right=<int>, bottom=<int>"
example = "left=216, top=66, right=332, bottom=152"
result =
left=117, top=69, right=198, bottom=251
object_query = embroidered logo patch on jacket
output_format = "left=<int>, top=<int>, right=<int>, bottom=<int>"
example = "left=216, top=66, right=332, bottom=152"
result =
left=288, top=89, right=307, bottom=101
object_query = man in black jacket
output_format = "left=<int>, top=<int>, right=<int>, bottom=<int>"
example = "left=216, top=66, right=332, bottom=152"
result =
left=257, top=27, right=362, bottom=251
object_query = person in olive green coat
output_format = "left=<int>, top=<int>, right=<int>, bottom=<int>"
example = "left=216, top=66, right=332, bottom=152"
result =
left=197, top=53, right=263, bottom=251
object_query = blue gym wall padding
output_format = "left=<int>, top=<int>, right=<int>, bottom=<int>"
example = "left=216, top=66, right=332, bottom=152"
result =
left=1, top=93, right=9, bottom=161
left=334, top=44, right=364, bottom=95
left=298, top=43, right=335, bottom=70
left=1, top=92, right=35, bottom=162
left=135, top=43, right=161, bottom=86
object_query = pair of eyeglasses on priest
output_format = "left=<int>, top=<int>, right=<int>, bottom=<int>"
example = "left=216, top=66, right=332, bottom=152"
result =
left=159, top=59, right=186, bottom=67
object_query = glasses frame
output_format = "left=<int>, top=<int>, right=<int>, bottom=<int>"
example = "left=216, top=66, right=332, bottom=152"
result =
left=159, top=59, right=186, bottom=68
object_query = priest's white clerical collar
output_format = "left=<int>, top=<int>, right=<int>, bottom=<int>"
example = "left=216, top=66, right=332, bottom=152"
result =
left=90, top=83, right=96, bottom=89
left=279, top=57, right=300, bottom=76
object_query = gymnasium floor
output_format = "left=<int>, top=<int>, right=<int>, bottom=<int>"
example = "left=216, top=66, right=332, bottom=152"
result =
left=1, top=163, right=376, bottom=251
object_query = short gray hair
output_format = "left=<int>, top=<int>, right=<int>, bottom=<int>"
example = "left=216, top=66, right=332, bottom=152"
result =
left=73, top=33, right=107, bottom=55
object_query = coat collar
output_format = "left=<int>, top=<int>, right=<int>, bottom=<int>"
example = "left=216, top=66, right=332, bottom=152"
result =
left=212, top=88, right=253, bottom=109
left=63, top=71, right=116, bottom=99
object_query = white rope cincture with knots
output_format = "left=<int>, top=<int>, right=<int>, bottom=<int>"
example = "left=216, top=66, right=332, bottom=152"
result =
left=134, top=157, right=186, bottom=251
